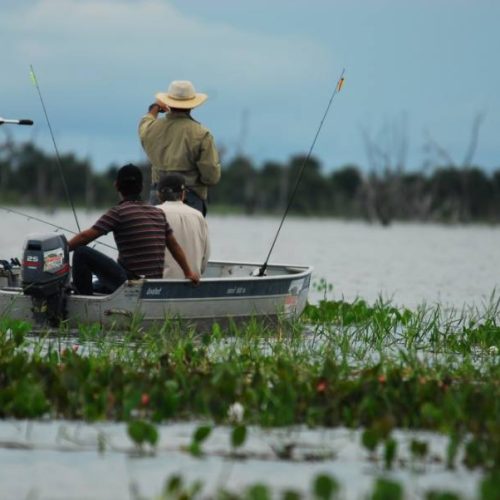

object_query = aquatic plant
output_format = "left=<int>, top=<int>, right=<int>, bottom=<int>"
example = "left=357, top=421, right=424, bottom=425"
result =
left=150, top=470, right=494, bottom=500
left=0, top=295, right=499, bottom=481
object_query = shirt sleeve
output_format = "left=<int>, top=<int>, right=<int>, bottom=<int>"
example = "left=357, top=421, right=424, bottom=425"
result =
left=138, top=114, right=156, bottom=145
left=92, top=206, right=120, bottom=234
left=201, top=218, right=210, bottom=273
left=162, top=212, right=174, bottom=237
left=197, top=131, right=221, bottom=186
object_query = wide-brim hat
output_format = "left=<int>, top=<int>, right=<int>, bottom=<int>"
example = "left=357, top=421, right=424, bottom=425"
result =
left=155, top=80, right=207, bottom=109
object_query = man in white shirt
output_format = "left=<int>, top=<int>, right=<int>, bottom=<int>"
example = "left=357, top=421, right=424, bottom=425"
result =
left=156, top=173, right=210, bottom=279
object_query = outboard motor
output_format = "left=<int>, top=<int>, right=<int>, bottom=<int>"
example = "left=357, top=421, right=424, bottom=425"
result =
left=22, top=233, right=70, bottom=326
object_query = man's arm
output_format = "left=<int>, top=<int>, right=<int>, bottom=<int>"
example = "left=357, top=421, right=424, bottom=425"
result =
left=197, top=132, right=221, bottom=186
left=68, top=228, right=103, bottom=251
left=165, top=233, right=200, bottom=284
left=138, top=103, right=167, bottom=144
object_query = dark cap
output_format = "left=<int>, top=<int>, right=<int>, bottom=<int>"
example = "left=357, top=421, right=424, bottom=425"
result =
left=158, top=173, right=186, bottom=194
left=117, top=163, right=142, bottom=184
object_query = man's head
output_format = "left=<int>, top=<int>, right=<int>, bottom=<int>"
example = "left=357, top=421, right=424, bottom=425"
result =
left=157, top=173, right=186, bottom=202
left=116, top=164, right=143, bottom=196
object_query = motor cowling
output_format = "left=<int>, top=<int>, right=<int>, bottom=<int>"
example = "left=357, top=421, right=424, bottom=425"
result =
left=22, top=233, right=70, bottom=326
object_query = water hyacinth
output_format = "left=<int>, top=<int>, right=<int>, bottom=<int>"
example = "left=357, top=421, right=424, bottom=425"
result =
left=0, top=294, right=499, bottom=482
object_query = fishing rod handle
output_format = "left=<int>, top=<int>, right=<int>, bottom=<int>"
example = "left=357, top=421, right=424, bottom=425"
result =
left=0, top=118, right=34, bottom=125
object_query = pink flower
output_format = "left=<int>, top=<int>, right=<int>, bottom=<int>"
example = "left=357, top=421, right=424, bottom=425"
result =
left=316, top=378, right=327, bottom=393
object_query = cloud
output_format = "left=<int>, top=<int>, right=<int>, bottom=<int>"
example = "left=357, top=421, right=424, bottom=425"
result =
left=1, top=0, right=338, bottom=168
left=4, top=0, right=497, bottom=171
left=0, top=0, right=338, bottom=165
left=2, top=0, right=333, bottom=95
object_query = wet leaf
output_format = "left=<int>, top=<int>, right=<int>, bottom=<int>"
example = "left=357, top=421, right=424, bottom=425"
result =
left=193, top=425, right=212, bottom=443
left=371, top=478, right=403, bottom=500
left=246, top=484, right=270, bottom=500
left=231, top=425, right=247, bottom=449
left=313, top=473, right=339, bottom=500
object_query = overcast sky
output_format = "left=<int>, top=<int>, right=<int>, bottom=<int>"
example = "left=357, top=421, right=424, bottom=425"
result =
left=1, top=0, right=499, bottom=172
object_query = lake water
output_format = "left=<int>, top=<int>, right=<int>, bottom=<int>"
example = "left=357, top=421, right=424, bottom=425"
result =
left=2, top=207, right=500, bottom=307
left=0, top=208, right=498, bottom=499
left=0, top=421, right=482, bottom=500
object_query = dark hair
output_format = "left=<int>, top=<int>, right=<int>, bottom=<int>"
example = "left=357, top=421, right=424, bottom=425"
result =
left=116, top=164, right=142, bottom=196
left=158, top=173, right=186, bottom=202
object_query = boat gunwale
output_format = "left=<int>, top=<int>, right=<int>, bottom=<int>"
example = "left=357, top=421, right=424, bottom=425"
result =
left=0, top=261, right=313, bottom=303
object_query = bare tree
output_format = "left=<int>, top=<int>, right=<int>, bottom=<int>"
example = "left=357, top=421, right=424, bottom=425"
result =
left=360, top=114, right=409, bottom=225
left=424, top=112, right=485, bottom=222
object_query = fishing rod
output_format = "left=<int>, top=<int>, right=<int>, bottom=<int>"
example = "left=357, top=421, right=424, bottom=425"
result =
left=0, top=205, right=116, bottom=251
left=0, top=117, right=34, bottom=126
left=258, top=68, right=345, bottom=276
left=29, top=64, right=81, bottom=232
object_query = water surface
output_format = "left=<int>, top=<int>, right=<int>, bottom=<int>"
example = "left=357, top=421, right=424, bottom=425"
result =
left=0, top=421, right=481, bottom=500
left=3, top=208, right=500, bottom=307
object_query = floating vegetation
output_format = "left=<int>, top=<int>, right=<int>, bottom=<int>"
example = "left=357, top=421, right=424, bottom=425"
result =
left=151, top=469, right=500, bottom=500
left=0, top=292, right=499, bottom=497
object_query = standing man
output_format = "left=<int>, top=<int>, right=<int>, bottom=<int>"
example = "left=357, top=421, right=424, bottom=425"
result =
left=156, top=173, right=210, bottom=279
left=138, top=80, right=221, bottom=216
left=68, top=164, right=199, bottom=295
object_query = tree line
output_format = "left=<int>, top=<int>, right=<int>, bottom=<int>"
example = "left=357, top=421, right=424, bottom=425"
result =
left=1, top=138, right=500, bottom=224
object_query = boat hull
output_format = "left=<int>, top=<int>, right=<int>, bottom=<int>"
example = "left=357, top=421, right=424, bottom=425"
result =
left=0, top=261, right=312, bottom=331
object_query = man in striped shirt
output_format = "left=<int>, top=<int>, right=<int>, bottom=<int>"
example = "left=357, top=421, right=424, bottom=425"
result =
left=68, top=164, right=199, bottom=295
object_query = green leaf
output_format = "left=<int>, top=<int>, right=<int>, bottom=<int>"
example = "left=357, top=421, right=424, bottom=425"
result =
left=371, top=478, right=403, bottom=500
left=425, top=491, right=460, bottom=500
left=480, top=471, right=500, bottom=500
left=313, top=473, right=339, bottom=500
left=145, top=422, right=159, bottom=446
left=188, top=442, right=202, bottom=457
left=165, top=474, right=182, bottom=493
left=384, top=438, right=397, bottom=470
left=245, top=484, right=270, bottom=500
left=231, top=425, right=247, bottom=449
left=282, top=490, right=301, bottom=500
left=127, top=420, right=146, bottom=445
left=193, top=425, right=212, bottom=444
left=410, top=439, right=429, bottom=459
left=127, top=420, right=158, bottom=447
left=361, top=428, right=379, bottom=453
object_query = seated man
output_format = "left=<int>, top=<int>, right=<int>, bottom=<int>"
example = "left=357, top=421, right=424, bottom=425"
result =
left=68, top=164, right=199, bottom=295
left=156, top=173, right=210, bottom=279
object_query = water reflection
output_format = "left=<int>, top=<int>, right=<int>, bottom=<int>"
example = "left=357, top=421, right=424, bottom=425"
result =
left=0, top=420, right=482, bottom=499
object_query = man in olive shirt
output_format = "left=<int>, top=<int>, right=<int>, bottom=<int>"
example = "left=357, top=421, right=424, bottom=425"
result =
left=138, top=80, right=221, bottom=216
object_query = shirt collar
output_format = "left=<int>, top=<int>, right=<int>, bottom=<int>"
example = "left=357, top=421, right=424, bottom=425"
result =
left=167, top=112, right=194, bottom=121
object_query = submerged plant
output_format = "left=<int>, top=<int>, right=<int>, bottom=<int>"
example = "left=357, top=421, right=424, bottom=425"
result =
left=127, top=419, right=159, bottom=452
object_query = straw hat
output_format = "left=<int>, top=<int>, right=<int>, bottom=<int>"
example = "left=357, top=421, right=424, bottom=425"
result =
left=155, top=80, right=208, bottom=109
